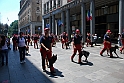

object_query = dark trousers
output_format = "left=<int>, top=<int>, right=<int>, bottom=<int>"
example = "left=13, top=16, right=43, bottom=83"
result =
left=40, top=49, right=54, bottom=72
left=1, top=49, right=8, bottom=65
left=18, top=47, right=26, bottom=62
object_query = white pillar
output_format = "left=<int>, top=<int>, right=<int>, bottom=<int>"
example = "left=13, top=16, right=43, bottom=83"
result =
left=90, top=0, right=95, bottom=42
left=66, top=9, right=71, bottom=40
left=81, top=2, right=86, bottom=43
left=119, top=0, right=124, bottom=33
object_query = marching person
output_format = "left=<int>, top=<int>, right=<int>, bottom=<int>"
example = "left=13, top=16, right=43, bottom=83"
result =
left=120, top=31, right=124, bottom=53
left=71, top=29, right=82, bottom=64
left=40, top=28, right=55, bottom=75
left=17, top=32, right=27, bottom=64
left=61, top=32, right=68, bottom=49
left=34, top=34, right=39, bottom=49
left=100, top=30, right=113, bottom=58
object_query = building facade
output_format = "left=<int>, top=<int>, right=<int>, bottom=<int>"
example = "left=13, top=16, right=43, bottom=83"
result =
left=18, top=0, right=42, bottom=35
left=42, top=0, right=124, bottom=42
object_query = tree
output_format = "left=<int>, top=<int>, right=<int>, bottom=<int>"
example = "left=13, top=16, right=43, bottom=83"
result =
left=8, top=20, right=18, bottom=36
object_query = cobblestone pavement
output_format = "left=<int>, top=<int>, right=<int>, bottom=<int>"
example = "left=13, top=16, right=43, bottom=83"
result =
left=0, top=42, right=124, bottom=83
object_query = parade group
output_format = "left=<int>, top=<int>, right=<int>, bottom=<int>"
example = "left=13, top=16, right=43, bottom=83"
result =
left=0, top=28, right=124, bottom=75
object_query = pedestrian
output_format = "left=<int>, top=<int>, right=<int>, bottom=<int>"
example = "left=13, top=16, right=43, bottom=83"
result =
left=100, top=30, right=113, bottom=58
left=17, top=32, right=27, bottom=64
left=12, top=34, right=17, bottom=51
left=27, top=34, right=31, bottom=46
left=120, top=31, right=124, bottom=53
left=34, top=34, right=39, bottom=49
left=92, top=34, right=98, bottom=46
left=71, top=29, right=82, bottom=64
left=86, top=33, right=91, bottom=47
left=40, top=28, right=55, bottom=75
left=1, top=35, right=9, bottom=66
left=118, top=33, right=122, bottom=47
left=61, top=32, right=68, bottom=49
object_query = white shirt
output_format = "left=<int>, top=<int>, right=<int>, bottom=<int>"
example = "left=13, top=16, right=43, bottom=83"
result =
left=2, top=41, right=8, bottom=50
left=18, top=37, right=26, bottom=47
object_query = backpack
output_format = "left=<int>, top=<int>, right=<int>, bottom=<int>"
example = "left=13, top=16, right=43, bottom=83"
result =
left=122, top=32, right=124, bottom=38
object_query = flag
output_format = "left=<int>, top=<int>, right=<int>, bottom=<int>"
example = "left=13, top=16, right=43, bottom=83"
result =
left=46, top=24, right=50, bottom=28
left=90, top=10, right=92, bottom=20
left=7, top=17, right=9, bottom=21
left=58, top=20, right=63, bottom=26
left=87, top=10, right=92, bottom=21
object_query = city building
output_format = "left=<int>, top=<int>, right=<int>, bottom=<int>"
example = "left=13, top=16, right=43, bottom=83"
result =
left=42, top=0, right=124, bottom=42
left=18, top=0, right=42, bottom=35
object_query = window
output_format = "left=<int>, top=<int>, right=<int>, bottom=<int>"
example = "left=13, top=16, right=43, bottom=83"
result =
left=47, top=2, right=49, bottom=12
left=37, top=7, right=39, bottom=10
left=37, top=16, right=40, bottom=21
left=113, top=5, right=116, bottom=13
left=44, top=4, right=46, bottom=14
left=36, top=0, right=39, bottom=4
left=110, top=6, right=113, bottom=14
left=117, top=5, right=119, bottom=12
left=53, top=0, right=56, bottom=9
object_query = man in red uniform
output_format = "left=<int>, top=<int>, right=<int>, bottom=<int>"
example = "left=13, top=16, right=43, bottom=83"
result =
left=27, top=34, right=31, bottom=46
left=40, top=28, right=55, bottom=75
left=120, top=31, right=124, bottom=53
left=61, top=32, right=68, bottom=49
left=71, top=29, right=82, bottom=64
left=100, top=30, right=113, bottom=58
left=34, top=34, right=39, bottom=49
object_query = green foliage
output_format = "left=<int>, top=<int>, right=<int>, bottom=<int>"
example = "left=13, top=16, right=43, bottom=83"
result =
left=8, top=20, right=18, bottom=36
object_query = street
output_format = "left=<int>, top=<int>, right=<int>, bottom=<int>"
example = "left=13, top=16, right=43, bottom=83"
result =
left=0, top=42, right=124, bottom=83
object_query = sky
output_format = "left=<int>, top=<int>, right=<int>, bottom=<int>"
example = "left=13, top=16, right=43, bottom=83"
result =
left=0, top=0, right=20, bottom=26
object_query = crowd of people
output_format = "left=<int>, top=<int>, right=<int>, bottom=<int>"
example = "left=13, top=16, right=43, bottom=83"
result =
left=0, top=28, right=124, bottom=75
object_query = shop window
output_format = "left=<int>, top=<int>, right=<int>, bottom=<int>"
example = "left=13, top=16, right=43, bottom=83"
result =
left=110, top=6, right=113, bottom=14
left=117, top=5, right=119, bottom=12
left=113, top=5, right=117, bottom=13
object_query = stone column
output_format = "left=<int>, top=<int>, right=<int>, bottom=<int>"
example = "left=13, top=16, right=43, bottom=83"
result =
left=30, top=23, right=35, bottom=36
left=119, top=0, right=124, bottom=33
left=49, top=16, right=52, bottom=33
left=90, top=0, right=95, bottom=42
left=61, top=11, right=65, bottom=33
left=42, top=18, right=45, bottom=34
left=81, top=2, right=86, bottom=43
left=66, top=9, right=71, bottom=40
left=52, top=15, right=56, bottom=34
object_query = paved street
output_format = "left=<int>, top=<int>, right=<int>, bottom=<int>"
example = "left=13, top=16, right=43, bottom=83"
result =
left=0, top=42, right=124, bottom=83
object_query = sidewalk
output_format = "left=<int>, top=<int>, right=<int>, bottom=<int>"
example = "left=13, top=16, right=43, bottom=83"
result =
left=0, top=42, right=124, bottom=83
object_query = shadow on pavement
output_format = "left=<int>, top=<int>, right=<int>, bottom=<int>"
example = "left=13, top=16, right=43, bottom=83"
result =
left=45, top=68, right=64, bottom=78
left=72, top=61, right=93, bottom=66
left=0, top=44, right=57, bottom=83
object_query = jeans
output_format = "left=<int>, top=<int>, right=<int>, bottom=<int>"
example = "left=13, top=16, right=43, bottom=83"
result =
left=1, top=49, right=8, bottom=65
left=18, top=46, right=26, bottom=62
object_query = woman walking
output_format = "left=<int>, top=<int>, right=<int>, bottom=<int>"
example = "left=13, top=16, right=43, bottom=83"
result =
left=17, top=32, right=27, bottom=64
left=1, top=35, right=9, bottom=66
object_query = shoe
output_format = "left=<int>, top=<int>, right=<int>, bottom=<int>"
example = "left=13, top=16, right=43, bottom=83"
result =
left=51, top=71, right=56, bottom=76
left=6, top=63, right=8, bottom=66
left=71, top=59, right=74, bottom=62
left=20, top=61, right=23, bottom=64
left=2, top=63, right=4, bottom=66
left=110, top=56, right=113, bottom=58
left=100, top=53, right=103, bottom=56
left=78, top=62, right=83, bottom=64
left=23, top=60, right=26, bottom=63
left=43, top=70, right=46, bottom=72
left=120, top=51, right=122, bottom=54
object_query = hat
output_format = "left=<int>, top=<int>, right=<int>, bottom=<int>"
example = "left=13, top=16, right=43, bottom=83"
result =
left=76, top=29, right=80, bottom=33
left=107, top=30, right=111, bottom=33
left=44, top=28, right=50, bottom=31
